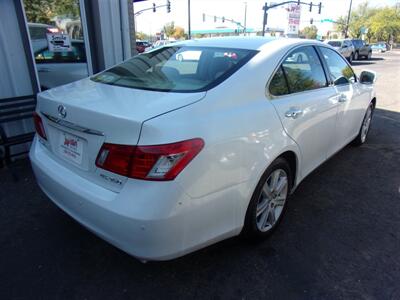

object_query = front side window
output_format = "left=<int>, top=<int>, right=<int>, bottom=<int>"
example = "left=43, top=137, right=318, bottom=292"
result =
left=319, top=47, right=356, bottom=85
left=281, top=46, right=327, bottom=94
left=91, top=46, right=257, bottom=92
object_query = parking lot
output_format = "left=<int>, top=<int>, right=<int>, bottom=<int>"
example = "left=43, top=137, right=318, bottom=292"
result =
left=1, top=50, right=400, bottom=299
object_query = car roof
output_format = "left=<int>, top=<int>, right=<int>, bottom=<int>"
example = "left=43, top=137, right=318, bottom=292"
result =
left=173, top=36, right=325, bottom=51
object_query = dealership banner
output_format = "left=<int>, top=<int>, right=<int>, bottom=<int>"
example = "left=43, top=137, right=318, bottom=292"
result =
left=286, top=4, right=301, bottom=35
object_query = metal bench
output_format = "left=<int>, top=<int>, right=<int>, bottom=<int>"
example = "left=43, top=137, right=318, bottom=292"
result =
left=0, top=95, right=37, bottom=168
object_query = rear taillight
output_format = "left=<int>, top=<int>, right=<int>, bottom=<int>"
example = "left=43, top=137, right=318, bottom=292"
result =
left=96, top=138, right=204, bottom=181
left=33, top=112, right=47, bottom=140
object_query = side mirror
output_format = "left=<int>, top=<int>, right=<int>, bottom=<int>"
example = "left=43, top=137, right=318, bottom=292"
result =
left=359, top=70, right=377, bottom=84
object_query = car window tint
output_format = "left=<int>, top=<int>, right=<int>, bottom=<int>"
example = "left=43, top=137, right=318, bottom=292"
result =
left=35, top=42, right=87, bottom=63
left=281, top=46, right=327, bottom=93
left=269, top=66, right=289, bottom=96
left=319, top=47, right=356, bottom=85
left=91, top=46, right=257, bottom=92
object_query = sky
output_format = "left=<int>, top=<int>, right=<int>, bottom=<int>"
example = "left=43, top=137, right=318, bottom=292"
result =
left=134, top=0, right=399, bottom=35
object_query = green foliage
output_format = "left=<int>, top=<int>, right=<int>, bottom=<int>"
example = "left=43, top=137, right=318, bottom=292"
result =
left=163, top=22, right=176, bottom=38
left=162, top=22, right=186, bottom=40
left=336, top=1, right=400, bottom=43
left=24, top=0, right=80, bottom=24
left=301, top=25, right=318, bottom=39
left=136, top=32, right=149, bottom=41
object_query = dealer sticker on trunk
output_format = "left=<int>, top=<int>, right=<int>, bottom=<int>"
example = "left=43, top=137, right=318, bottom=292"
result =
left=59, top=132, right=83, bottom=165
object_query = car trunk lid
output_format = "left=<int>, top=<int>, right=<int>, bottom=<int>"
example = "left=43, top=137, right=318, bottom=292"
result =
left=36, top=78, right=206, bottom=192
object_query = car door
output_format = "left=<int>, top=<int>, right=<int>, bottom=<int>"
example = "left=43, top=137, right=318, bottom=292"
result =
left=268, top=46, right=339, bottom=178
left=318, top=46, right=367, bottom=151
left=34, top=42, right=88, bottom=89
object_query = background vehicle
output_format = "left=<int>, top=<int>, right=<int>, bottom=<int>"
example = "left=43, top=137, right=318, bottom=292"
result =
left=34, top=40, right=88, bottom=89
left=325, top=39, right=355, bottom=63
left=351, top=39, right=372, bottom=60
left=30, top=38, right=376, bottom=261
left=28, top=23, right=59, bottom=53
left=136, top=40, right=151, bottom=53
left=371, top=42, right=387, bottom=53
left=145, top=40, right=173, bottom=52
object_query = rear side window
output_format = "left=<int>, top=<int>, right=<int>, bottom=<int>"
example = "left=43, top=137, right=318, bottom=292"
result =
left=319, top=47, right=356, bottom=85
left=91, top=46, right=258, bottom=92
left=269, top=67, right=289, bottom=96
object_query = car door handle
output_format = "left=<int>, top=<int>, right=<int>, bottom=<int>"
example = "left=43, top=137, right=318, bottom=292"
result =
left=285, top=108, right=303, bottom=119
left=338, top=94, right=348, bottom=103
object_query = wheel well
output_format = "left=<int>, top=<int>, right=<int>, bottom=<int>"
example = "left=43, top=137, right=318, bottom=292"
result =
left=278, top=151, right=297, bottom=188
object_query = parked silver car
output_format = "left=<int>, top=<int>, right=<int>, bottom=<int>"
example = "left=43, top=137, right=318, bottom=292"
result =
left=325, top=39, right=355, bottom=63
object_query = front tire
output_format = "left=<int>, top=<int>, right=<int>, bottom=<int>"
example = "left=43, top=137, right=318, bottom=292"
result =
left=348, top=53, right=353, bottom=64
left=242, top=158, right=292, bottom=240
left=352, top=102, right=374, bottom=146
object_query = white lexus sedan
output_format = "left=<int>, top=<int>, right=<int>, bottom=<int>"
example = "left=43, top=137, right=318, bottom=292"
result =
left=30, top=37, right=376, bottom=261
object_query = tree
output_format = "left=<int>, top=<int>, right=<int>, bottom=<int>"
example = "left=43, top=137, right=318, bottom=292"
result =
left=301, top=25, right=318, bottom=39
left=163, top=22, right=176, bottom=38
left=136, top=32, right=149, bottom=40
left=369, top=7, right=400, bottom=43
left=335, top=2, right=400, bottom=43
left=172, top=26, right=185, bottom=40
left=24, top=0, right=80, bottom=23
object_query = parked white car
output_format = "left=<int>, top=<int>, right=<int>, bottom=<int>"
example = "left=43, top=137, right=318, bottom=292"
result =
left=325, top=39, right=355, bottom=63
left=30, top=37, right=376, bottom=261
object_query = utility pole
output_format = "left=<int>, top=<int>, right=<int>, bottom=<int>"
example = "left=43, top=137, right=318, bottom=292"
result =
left=345, top=0, right=353, bottom=38
left=262, top=2, right=268, bottom=36
left=188, top=0, right=191, bottom=39
left=244, top=2, right=247, bottom=36
left=127, top=0, right=137, bottom=57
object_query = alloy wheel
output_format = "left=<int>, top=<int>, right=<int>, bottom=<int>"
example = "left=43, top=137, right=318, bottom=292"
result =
left=256, top=169, right=288, bottom=232
left=361, top=105, right=373, bottom=143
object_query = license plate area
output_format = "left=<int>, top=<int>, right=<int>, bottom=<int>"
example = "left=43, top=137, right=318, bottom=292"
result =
left=58, top=131, right=85, bottom=165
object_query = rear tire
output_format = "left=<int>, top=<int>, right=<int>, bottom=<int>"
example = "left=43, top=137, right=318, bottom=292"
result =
left=242, top=158, right=292, bottom=240
left=348, top=54, right=353, bottom=64
left=352, top=102, right=374, bottom=146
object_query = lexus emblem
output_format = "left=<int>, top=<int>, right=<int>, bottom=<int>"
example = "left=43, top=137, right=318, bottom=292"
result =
left=58, top=105, right=67, bottom=118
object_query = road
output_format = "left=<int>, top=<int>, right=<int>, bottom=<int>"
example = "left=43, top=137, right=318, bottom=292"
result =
left=1, top=51, right=400, bottom=300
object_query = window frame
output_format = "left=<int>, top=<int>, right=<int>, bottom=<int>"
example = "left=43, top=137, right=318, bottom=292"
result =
left=267, top=44, right=330, bottom=99
left=316, top=45, right=357, bottom=86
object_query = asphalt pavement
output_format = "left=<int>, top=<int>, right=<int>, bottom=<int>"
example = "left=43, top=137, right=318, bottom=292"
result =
left=1, top=51, right=399, bottom=300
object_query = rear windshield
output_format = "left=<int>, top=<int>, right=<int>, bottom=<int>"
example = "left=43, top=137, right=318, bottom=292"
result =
left=91, top=46, right=258, bottom=92
left=327, top=41, right=342, bottom=47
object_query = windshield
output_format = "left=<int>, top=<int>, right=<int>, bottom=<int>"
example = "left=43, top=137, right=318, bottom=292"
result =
left=91, top=46, right=258, bottom=92
left=327, top=41, right=342, bottom=47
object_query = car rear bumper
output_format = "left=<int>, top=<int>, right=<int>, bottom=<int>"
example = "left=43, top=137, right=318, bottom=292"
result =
left=29, top=137, right=240, bottom=261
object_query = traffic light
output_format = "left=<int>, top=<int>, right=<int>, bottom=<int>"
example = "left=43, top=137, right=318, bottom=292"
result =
left=318, top=2, right=322, bottom=14
left=166, top=0, right=171, bottom=13
left=309, top=2, right=312, bottom=12
left=202, top=13, right=205, bottom=22
left=222, top=16, right=225, bottom=23
left=310, top=18, right=313, bottom=24
left=153, top=3, right=156, bottom=12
